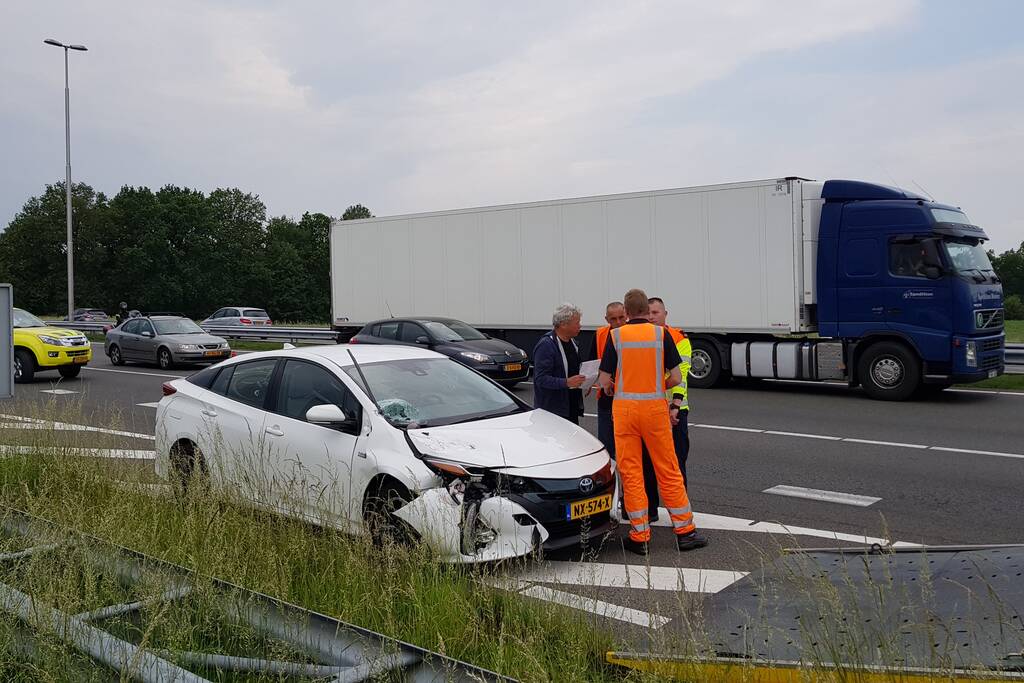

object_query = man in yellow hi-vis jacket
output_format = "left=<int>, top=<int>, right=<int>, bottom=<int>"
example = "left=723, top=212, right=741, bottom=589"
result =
left=649, top=297, right=692, bottom=487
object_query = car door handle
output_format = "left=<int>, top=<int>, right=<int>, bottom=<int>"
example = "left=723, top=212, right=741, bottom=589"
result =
left=201, top=409, right=217, bottom=418
left=265, top=426, right=284, bottom=437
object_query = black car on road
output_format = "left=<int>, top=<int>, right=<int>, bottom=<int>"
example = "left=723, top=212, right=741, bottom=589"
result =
left=350, top=317, right=530, bottom=387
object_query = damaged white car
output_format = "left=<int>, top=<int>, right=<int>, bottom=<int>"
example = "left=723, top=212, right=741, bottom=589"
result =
left=155, top=344, right=614, bottom=562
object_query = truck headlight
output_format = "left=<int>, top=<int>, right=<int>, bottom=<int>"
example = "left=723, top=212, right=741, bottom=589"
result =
left=38, top=335, right=64, bottom=346
left=965, top=341, right=977, bottom=368
left=459, top=351, right=494, bottom=364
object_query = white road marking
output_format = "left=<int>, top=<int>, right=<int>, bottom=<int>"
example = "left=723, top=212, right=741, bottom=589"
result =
left=764, top=430, right=841, bottom=441
left=137, top=402, right=160, bottom=409
left=516, top=561, right=745, bottom=594
left=40, top=389, right=78, bottom=395
left=841, top=437, right=928, bottom=449
left=930, top=446, right=1024, bottom=460
left=518, top=585, right=670, bottom=629
left=763, top=485, right=881, bottom=507
left=692, top=423, right=763, bottom=433
left=487, top=577, right=670, bottom=629
left=688, top=423, right=1024, bottom=460
left=0, top=445, right=154, bottom=460
left=83, top=367, right=183, bottom=379
left=0, top=414, right=155, bottom=441
left=646, top=510, right=919, bottom=547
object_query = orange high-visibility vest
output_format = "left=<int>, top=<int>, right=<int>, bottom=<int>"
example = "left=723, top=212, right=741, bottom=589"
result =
left=610, top=323, right=665, bottom=402
left=595, top=326, right=611, bottom=399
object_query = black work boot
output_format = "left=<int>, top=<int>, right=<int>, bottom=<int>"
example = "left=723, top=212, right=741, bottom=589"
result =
left=623, top=537, right=649, bottom=556
left=676, top=530, right=708, bottom=552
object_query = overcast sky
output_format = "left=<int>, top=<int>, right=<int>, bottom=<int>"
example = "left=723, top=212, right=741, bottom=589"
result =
left=2, top=1, right=1022, bottom=251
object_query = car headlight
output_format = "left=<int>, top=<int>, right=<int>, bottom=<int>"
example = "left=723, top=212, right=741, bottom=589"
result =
left=177, top=344, right=201, bottom=351
left=38, top=335, right=69, bottom=346
left=517, top=348, right=528, bottom=357
left=459, top=351, right=494, bottom=364
left=220, top=342, right=230, bottom=349
left=965, top=341, right=977, bottom=368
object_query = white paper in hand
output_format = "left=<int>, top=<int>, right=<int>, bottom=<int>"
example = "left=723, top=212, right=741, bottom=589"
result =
left=579, top=359, right=601, bottom=394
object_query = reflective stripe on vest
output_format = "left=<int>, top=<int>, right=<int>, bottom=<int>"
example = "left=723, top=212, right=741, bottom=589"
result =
left=611, top=324, right=665, bottom=401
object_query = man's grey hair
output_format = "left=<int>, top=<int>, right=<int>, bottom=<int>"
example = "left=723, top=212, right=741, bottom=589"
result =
left=552, top=302, right=582, bottom=327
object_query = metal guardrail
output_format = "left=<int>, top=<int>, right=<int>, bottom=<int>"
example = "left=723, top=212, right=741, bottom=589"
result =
left=45, top=321, right=340, bottom=344
left=1, top=506, right=515, bottom=682
left=43, top=321, right=1024, bottom=370
left=1006, top=343, right=1024, bottom=375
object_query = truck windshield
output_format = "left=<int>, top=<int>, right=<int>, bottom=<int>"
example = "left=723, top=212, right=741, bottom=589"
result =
left=943, top=238, right=997, bottom=281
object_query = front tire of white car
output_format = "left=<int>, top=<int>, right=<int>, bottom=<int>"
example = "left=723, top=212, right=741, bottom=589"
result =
left=364, top=478, right=420, bottom=547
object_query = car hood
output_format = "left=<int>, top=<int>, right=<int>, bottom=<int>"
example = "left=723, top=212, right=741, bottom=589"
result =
left=435, top=338, right=524, bottom=357
left=15, top=327, right=86, bottom=339
left=408, top=409, right=604, bottom=470
left=158, top=333, right=226, bottom=344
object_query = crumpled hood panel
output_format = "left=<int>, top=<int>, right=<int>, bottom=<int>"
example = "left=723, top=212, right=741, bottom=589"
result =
left=408, top=409, right=604, bottom=469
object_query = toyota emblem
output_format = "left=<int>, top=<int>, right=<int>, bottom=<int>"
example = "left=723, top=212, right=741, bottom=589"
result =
left=579, top=477, right=594, bottom=493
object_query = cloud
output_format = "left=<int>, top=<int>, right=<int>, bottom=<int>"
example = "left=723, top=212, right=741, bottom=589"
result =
left=8, top=0, right=1022, bottom=253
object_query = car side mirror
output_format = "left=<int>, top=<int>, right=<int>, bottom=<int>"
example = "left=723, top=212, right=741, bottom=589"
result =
left=141, top=331, right=154, bottom=338
left=306, top=404, right=350, bottom=427
left=923, top=265, right=943, bottom=280
left=415, top=335, right=431, bottom=345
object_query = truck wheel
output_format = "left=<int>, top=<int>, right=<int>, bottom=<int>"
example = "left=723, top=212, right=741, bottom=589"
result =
left=13, top=349, right=35, bottom=383
left=689, top=339, right=726, bottom=388
left=58, top=365, right=82, bottom=380
left=858, top=342, right=920, bottom=401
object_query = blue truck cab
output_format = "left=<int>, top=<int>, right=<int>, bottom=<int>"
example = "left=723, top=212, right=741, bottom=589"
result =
left=817, top=180, right=1005, bottom=398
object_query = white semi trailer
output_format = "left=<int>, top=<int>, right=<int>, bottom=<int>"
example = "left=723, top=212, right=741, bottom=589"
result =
left=330, top=177, right=1005, bottom=399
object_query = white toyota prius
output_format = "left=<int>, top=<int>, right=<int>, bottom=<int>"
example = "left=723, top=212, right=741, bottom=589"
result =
left=155, top=344, right=614, bottom=562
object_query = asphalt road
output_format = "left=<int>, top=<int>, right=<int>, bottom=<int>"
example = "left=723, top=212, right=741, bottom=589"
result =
left=3, top=342, right=1023, bottom=639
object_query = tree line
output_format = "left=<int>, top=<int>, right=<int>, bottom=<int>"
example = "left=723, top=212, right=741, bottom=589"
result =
left=1, top=180, right=1022, bottom=322
left=0, top=182, right=370, bottom=322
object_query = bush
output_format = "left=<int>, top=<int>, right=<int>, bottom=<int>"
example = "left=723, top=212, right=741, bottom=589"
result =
left=1005, top=294, right=1024, bottom=320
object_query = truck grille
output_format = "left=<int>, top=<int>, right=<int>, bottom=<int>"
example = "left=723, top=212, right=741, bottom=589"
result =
left=980, top=355, right=1003, bottom=371
left=976, top=309, right=1003, bottom=330
left=982, top=338, right=1004, bottom=353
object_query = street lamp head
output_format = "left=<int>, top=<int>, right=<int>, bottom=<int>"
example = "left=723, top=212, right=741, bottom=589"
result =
left=69, top=45, right=88, bottom=51
left=44, top=38, right=65, bottom=47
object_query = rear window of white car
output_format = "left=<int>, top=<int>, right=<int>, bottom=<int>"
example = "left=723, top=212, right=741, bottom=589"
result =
left=243, top=309, right=269, bottom=318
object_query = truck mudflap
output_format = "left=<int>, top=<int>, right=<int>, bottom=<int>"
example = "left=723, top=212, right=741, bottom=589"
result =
left=393, top=489, right=550, bottom=563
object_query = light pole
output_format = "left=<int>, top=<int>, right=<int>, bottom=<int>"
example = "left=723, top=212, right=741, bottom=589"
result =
left=44, top=38, right=87, bottom=321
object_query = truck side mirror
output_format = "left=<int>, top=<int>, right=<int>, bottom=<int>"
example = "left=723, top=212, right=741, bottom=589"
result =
left=923, top=265, right=943, bottom=280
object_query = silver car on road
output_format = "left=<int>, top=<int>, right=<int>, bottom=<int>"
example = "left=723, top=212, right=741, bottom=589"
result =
left=105, top=316, right=231, bottom=370
left=200, top=306, right=272, bottom=327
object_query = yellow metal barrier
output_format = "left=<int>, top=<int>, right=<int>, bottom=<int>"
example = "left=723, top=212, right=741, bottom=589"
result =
left=606, top=652, right=1024, bottom=682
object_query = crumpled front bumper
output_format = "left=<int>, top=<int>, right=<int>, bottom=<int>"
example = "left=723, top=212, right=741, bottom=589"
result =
left=394, top=489, right=550, bottom=563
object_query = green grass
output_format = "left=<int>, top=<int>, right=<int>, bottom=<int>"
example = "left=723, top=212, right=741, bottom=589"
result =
left=0, top=451, right=629, bottom=682
left=958, top=373, right=1024, bottom=391
left=1005, top=319, right=1023, bottom=343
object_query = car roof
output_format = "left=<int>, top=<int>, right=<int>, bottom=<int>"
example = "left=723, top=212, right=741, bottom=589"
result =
left=218, top=306, right=266, bottom=311
left=210, top=343, right=443, bottom=370
left=365, top=316, right=464, bottom=325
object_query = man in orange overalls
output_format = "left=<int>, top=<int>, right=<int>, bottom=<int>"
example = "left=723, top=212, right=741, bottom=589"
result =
left=598, top=288, right=708, bottom=555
